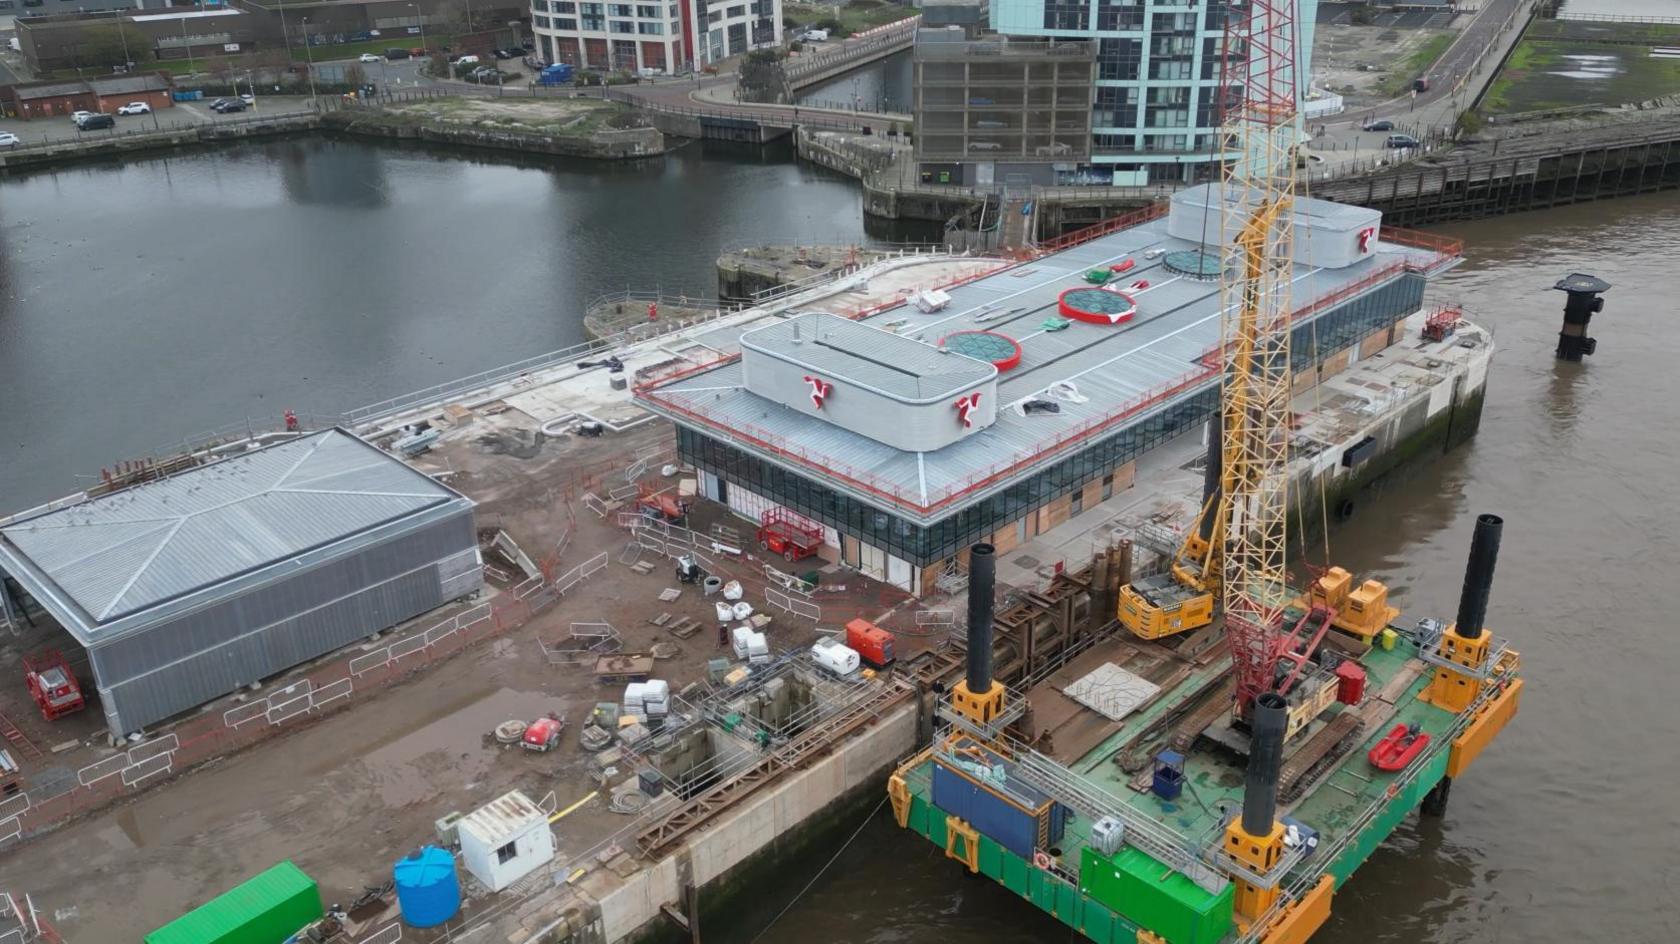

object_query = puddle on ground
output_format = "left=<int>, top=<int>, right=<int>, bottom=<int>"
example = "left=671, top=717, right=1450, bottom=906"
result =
left=1550, top=53, right=1624, bottom=81
left=354, top=687, right=572, bottom=807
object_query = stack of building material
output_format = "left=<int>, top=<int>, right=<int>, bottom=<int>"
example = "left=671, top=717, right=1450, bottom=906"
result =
left=642, top=679, right=670, bottom=721
left=622, top=682, right=648, bottom=722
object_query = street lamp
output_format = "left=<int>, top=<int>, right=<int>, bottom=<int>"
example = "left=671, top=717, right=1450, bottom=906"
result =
left=276, top=0, right=294, bottom=59
left=182, top=20, right=195, bottom=76
left=300, top=17, right=318, bottom=102
left=409, top=3, right=429, bottom=68
left=114, top=14, right=133, bottom=73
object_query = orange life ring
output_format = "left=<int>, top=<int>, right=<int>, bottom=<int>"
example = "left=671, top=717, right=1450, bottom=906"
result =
left=1032, top=851, right=1052, bottom=870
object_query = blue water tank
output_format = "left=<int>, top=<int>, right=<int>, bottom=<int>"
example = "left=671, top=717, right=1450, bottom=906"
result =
left=393, top=846, right=461, bottom=928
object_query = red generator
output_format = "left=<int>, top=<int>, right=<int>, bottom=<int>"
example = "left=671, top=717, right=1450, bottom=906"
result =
left=757, top=508, right=823, bottom=562
left=845, top=618, right=896, bottom=668
left=24, top=650, right=85, bottom=721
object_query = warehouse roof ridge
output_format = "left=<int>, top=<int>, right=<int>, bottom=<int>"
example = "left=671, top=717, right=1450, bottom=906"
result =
left=0, top=429, right=462, bottom=626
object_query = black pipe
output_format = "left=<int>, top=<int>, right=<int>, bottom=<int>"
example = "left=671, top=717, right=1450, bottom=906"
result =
left=1454, top=514, right=1503, bottom=641
left=1241, top=692, right=1287, bottom=836
left=967, top=543, right=996, bottom=694
left=1198, top=419, right=1222, bottom=542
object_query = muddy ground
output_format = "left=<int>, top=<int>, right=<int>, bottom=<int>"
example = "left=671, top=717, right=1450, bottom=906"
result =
left=1313, top=6, right=1463, bottom=105
left=0, top=418, right=918, bottom=942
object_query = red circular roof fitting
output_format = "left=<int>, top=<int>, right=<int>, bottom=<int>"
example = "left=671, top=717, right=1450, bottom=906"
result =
left=1058, top=286, right=1138, bottom=325
left=941, top=330, right=1023, bottom=371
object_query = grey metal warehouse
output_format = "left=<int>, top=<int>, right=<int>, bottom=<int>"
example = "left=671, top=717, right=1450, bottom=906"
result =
left=0, top=429, right=481, bottom=738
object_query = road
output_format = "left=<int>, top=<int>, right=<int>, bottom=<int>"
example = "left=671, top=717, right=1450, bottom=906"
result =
left=1309, top=0, right=1536, bottom=174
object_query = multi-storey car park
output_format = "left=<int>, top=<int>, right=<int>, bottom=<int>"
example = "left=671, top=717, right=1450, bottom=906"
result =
left=635, top=184, right=1462, bottom=596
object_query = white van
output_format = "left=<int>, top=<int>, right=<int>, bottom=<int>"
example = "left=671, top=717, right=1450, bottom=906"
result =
left=803, top=28, right=829, bottom=42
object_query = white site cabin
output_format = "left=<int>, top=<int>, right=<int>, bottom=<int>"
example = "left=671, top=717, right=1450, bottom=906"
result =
left=459, top=790, right=556, bottom=892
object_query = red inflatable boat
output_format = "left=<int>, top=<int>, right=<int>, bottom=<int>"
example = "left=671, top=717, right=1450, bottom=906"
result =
left=1368, top=723, right=1431, bottom=772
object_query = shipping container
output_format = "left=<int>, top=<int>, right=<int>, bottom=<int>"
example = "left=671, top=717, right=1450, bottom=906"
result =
left=930, top=740, right=1067, bottom=860
left=145, top=861, right=323, bottom=944
left=844, top=618, right=896, bottom=667
left=1078, top=846, right=1233, bottom=944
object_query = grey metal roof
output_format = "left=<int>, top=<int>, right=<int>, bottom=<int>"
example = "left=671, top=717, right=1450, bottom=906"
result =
left=742, top=313, right=995, bottom=403
left=90, top=74, right=172, bottom=95
left=638, top=193, right=1458, bottom=526
left=0, top=429, right=461, bottom=630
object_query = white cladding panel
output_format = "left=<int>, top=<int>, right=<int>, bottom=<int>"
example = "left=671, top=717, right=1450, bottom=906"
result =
left=740, top=313, right=998, bottom=452
left=1167, top=184, right=1384, bottom=270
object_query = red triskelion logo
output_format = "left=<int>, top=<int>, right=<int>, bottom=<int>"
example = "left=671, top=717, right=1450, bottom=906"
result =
left=803, top=375, right=833, bottom=409
left=954, top=392, right=982, bottom=428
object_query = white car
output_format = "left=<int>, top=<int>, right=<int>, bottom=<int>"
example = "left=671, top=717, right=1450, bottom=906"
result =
left=359, top=53, right=383, bottom=63
left=0, top=132, right=20, bottom=149
left=116, top=102, right=152, bottom=115
left=456, top=54, right=480, bottom=65
left=70, top=110, right=93, bottom=125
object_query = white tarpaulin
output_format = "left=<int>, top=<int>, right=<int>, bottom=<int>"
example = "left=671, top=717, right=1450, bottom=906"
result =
left=1062, top=662, right=1161, bottom=722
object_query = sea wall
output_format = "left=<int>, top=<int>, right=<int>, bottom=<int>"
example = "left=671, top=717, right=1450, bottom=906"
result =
left=530, top=701, right=920, bottom=943
left=1290, top=325, right=1493, bottom=539
left=320, top=110, right=667, bottom=160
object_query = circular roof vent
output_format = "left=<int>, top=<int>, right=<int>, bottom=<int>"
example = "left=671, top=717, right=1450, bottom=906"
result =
left=1163, top=249, right=1223, bottom=280
left=1058, top=287, right=1137, bottom=326
left=941, top=330, right=1022, bottom=370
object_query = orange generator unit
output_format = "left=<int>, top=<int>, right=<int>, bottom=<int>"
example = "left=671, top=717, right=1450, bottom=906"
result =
left=844, top=618, right=896, bottom=668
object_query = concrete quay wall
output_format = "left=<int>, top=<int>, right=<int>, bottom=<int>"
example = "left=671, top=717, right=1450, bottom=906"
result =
left=531, top=701, right=920, bottom=944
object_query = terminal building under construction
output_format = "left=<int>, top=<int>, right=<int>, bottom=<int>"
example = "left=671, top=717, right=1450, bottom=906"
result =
left=636, top=185, right=1463, bottom=595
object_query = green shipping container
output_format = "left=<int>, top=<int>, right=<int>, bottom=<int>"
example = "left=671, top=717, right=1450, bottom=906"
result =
left=1078, top=846, right=1233, bottom=944
left=145, top=861, right=323, bottom=944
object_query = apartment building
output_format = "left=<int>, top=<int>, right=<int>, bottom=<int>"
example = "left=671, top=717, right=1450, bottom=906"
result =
left=986, top=0, right=1319, bottom=183
left=530, top=0, right=779, bottom=73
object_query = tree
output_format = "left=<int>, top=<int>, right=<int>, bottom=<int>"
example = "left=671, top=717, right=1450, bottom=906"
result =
left=345, top=63, right=368, bottom=88
left=76, top=23, right=148, bottom=71
left=1455, top=109, right=1484, bottom=137
left=428, top=52, right=450, bottom=78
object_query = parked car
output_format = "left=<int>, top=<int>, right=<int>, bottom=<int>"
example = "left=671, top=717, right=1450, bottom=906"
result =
left=76, top=113, right=115, bottom=130
left=1385, top=133, right=1420, bottom=149
left=456, top=54, right=480, bottom=65
left=384, top=47, right=412, bottom=60
left=116, top=102, right=152, bottom=115
left=208, top=98, right=232, bottom=110
left=70, top=110, right=93, bottom=125
left=0, top=132, right=20, bottom=148
left=1362, top=119, right=1394, bottom=132
left=219, top=99, right=249, bottom=113
left=492, top=47, right=516, bottom=59
left=240, top=93, right=255, bottom=103
left=359, top=53, right=383, bottom=63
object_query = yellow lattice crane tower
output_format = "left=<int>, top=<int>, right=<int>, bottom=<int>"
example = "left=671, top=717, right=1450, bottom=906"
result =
left=1205, top=0, right=1310, bottom=927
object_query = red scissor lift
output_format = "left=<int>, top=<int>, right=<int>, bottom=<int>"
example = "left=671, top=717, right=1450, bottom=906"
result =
left=23, top=650, right=85, bottom=722
left=756, top=508, right=823, bottom=562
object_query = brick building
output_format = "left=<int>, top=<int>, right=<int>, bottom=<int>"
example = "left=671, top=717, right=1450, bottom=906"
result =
left=1, top=73, right=174, bottom=120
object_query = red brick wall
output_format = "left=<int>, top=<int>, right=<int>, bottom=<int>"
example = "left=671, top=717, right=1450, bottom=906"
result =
left=94, top=89, right=173, bottom=113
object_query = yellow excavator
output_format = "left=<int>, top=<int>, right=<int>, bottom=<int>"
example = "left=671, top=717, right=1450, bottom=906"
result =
left=1118, top=432, right=1226, bottom=640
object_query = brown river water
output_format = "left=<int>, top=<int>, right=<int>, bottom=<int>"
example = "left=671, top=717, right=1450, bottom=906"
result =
left=734, top=192, right=1680, bottom=944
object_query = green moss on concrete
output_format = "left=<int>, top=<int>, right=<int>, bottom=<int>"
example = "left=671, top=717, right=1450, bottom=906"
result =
left=1290, top=383, right=1485, bottom=544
